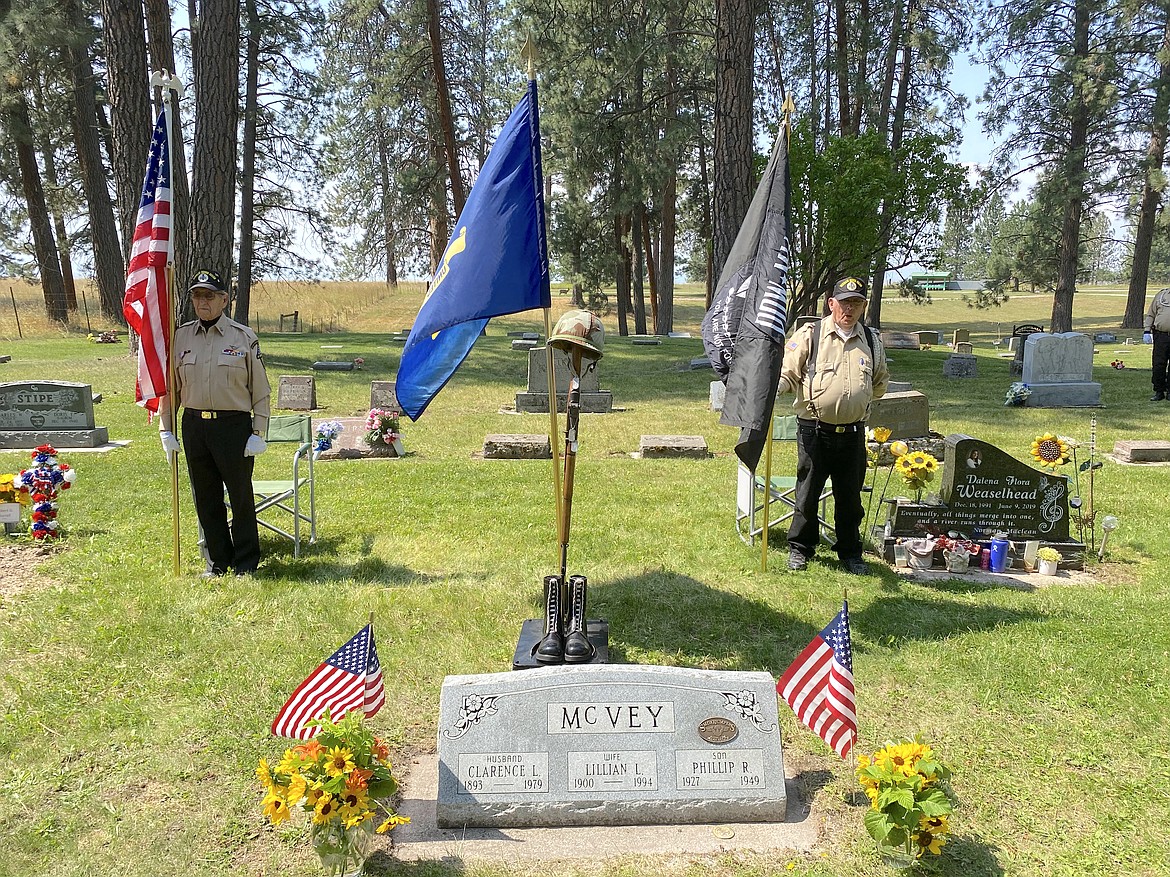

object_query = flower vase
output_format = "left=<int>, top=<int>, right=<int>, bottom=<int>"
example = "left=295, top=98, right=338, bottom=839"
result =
left=906, top=546, right=935, bottom=570
left=943, top=549, right=972, bottom=573
left=1037, top=557, right=1059, bottom=576
left=309, top=820, right=373, bottom=877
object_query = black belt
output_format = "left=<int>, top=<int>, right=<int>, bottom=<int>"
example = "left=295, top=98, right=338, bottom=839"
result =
left=185, top=409, right=246, bottom=420
left=798, top=419, right=866, bottom=434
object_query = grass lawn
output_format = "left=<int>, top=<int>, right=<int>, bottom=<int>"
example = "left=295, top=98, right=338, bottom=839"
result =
left=0, top=281, right=1167, bottom=876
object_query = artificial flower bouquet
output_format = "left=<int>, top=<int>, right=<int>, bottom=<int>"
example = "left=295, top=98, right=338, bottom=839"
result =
left=1004, top=382, right=1032, bottom=406
left=14, top=445, right=76, bottom=540
left=314, top=420, right=345, bottom=454
left=857, top=737, right=958, bottom=870
left=258, top=711, right=408, bottom=876
left=893, top=448, right=939, bottom=499
left=363, top=408, right=401, bottom=448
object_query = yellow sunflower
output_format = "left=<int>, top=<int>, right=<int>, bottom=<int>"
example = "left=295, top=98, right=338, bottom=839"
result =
left=1030, top=433, right=1071, bottom=469
left=262, top=791, right=291, bottom=826
left=914, top=828, right=947, bottom=856
left=275, top=748, right=299, bottom=776
left=256, top=758, right=274, bottom=790
left=313, top=792, right=339, bottom=825
left=303, top=783, right=326, bottom=810
left=324, top=746, right=355, bottom=778
left=285, top=773, right=307, bottom=806
left=376, top=813, right=412, bottom=834
left=920, top=814, right=950, bottom=836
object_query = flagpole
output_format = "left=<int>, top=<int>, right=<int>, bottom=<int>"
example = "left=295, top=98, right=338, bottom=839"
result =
left=152, top=69, right=184, bottom=578
left=363, top=611, right=376, bottom=717
left=523, top=37, right=564, bottom=569
left=760, top=96, right=797, bottom=573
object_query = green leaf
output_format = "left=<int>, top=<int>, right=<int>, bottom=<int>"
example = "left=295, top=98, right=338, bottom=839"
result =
left=864, top=808, right=895, bottom=842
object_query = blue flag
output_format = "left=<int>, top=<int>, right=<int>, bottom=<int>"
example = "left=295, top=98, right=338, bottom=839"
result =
left=396, top=81, right=551, bottom=420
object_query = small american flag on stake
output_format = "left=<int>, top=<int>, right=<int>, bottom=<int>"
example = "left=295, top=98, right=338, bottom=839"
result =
left=271, top=623, right=385, bottom=739
left=777, top=600, right=857, bottom=759
left=121, top=110, right=172, bottom=416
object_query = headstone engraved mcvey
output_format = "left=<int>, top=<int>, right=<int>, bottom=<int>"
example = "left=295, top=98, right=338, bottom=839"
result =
left=888, top=434, right=1075, bottom=542
left=0, top=381, right=109, bottom=448
left=436, top=664, right=785, bottom=827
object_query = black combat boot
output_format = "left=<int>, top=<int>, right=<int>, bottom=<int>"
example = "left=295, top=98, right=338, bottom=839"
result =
left=534, top=575, right=565, bottom=664
left=563, top=574, right=595, bottom=663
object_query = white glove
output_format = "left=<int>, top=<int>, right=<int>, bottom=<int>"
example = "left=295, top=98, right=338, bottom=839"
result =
left=244, top=434, right=268, bottom=457
left=160, top=430, right=180, bottom=461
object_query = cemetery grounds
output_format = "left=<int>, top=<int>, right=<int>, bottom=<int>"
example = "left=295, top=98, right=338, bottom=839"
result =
left=0, top=280, right=1166, bottom=877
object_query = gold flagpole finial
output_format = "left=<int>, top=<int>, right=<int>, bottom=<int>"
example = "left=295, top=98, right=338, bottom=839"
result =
left=522, top=35, right=537, bottom=80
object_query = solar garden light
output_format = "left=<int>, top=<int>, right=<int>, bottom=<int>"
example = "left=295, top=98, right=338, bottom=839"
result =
left=1097, top=515, right=1119, bottom=563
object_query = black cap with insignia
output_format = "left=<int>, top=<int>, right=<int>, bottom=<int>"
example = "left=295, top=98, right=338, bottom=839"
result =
left=189, top=269, right=227, bottom=292
left=830, top=276, right=867, bottom=301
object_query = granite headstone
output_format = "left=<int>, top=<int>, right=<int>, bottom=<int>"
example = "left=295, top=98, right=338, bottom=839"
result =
left=0, top=381, right=108, bottom=448
left=867, top=390, right=929, bottom=439
left=436, top=664, right=786, bottom=828
left=277, top=375, right=316, bottom=410
left=515, top=347, right=613, bottom=413
left=1020, top=333, right=1101, bottom=407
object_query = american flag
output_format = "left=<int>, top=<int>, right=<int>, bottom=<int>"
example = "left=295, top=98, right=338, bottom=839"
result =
left=271, top=624, right=386, bottom=739
left=121, top=110, right=172, bottom=416
left=777, top=601, right=857, bottom=759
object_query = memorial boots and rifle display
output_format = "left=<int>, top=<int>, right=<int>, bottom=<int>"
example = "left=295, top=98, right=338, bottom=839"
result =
left=535, top=310, right=605, bottom=665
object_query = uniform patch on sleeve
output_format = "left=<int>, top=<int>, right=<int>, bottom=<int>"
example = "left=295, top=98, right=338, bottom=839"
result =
left=859, top=356, right=868, bottom=367
left=787, top=341, right=798, bottom=351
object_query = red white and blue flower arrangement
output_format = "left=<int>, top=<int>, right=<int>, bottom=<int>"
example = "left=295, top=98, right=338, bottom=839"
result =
left=14, top=444, right=77, bottom=540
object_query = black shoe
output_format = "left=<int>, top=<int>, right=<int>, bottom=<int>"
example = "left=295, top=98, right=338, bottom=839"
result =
left=200, top=569, right=226, bottom=580
left=534, top=575, right=566, bottom=665
left=563, top=575, right=595, bottom=664
left=1152, top=392, right=1166, bottom=401
left=787, top=550, right=809, bottom=571
left=842, top=557, right=870, bottom=575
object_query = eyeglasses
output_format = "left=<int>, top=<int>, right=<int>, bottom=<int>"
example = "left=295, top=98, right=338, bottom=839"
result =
left=835, top=298, right=865, bottom=309
left=191, top=289, right=223, bottom=300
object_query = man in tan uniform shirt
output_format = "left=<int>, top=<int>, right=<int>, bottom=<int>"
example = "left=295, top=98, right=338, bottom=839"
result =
left=777, top=277, right=889, bottom=574
left=1144, top=287, right=1170, bottom=401
left=159, top=269, right=271, bottom=576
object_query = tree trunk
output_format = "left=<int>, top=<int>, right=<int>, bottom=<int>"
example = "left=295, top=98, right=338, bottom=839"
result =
left=428, top=120, right=451, bottom=272
left=35, top=132, right=79, bottom=310
left=1052, top=0, right=1092, bottom=334
left=64, top=0, right=127, bottom=323
left=187, top=0, right=239, bottom=293
left=426, top=0, right=465, bottom=215
left=145, top=0, right=192, bottom=301
left=834, top=0, right=851, bottom=135
left=712, top=0, right=756, bottom=280
left=9, top=96, right=68, bottom=323
left=632, top=201, right=647, bottom=335
left=614, top=212, right=630, bottom=337
left=101, top=0, right=151, bottom=262
left=655, top=22, right=679, bottom=335
left=374, top=106, right=398, bottom=287
left=642, top=210, right=658, bottom=330
left=1124, top=16, right=1170, bottom=329
left=694, top=92, right=714, bottom=308
left=235, top=0, right=260, bottom=325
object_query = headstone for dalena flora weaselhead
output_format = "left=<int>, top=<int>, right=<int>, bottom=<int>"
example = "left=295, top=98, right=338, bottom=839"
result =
left=1020, top=332, right=1101, bottom=407
left=276, top=375, right=316, bottom=410
left=0, top=381, right=108, bottom=448
left=886, top=434, right=1084, bottom=564
left=436, top=664, right=786, bottom=828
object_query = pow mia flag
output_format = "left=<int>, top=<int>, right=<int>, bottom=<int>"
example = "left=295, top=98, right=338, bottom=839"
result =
left=701, top=128, right=792, bottom=471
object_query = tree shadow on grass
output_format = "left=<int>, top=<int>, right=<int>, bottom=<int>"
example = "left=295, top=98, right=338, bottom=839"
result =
left=366, top=850, right=466, bottom=876
left=258, top=534, right=438, bottom=587
left=850, top=593, right=1045, bottom=647
left=927, top=833, right=1005, bottom=876
left=593, top=568, right=822, bottom=672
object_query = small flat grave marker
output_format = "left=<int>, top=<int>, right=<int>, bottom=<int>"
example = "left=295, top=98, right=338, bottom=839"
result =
left=639, top=435, right=708, bottom=459
left=1111, top=440, right=1170, bottom=463
left=482, top=434, right=552, bottom=460
left=311, top=360, right=355, bottom=371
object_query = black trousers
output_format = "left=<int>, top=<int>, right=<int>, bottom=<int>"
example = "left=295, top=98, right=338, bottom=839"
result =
left=787, top=421, right=866, bottom=560
left=182, top=409, right=259, bottom=574
left=1153, top=330, right=1170, bottom=394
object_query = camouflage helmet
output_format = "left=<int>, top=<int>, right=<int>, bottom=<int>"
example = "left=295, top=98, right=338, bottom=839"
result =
left=548, top=309, right=604, bottom=360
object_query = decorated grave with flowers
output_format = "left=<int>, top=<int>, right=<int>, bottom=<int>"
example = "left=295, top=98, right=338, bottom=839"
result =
left=876, top=433, right=1087, bottom=570
left=1006, top=331, right=1102, bottom=408
left=311, top=409, right=406, bottom=461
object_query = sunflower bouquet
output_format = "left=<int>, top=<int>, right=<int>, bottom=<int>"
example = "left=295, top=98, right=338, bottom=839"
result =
left=894, top=448, right=939, bottom=501
left=257, top=711, right=408, bottom=876
left=856, top=737, right=958, bottom=870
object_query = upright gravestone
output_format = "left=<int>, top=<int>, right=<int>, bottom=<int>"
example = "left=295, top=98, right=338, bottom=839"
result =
left=276, top=375, right=317, bottom=410
left=436, top=664, right=786, bottom=828
left=867, top=390, right=929, bottom=439
left=880, top=331, right=920, bottom=350
left=0, top=381, right=108, bottom=448
left=1020, top=333, right=1101, bottom=407
left=951, top=328, right=970, bottom=348
left=943, top=353, right=977, bottom=378
left=370, top=380, right=398, bottom=412
left=885, top=434, right=1085, bottom=565
left=515, top=347, right=613, bottom=413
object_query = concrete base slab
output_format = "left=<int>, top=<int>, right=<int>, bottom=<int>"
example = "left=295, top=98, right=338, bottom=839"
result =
left=0, top=428, right=109, bottom=448
left=392, top=752, right=817, bottom=862
left=1021, top=381, right=1102, bottom=407
left=0, top=440, right=128, bottom=454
